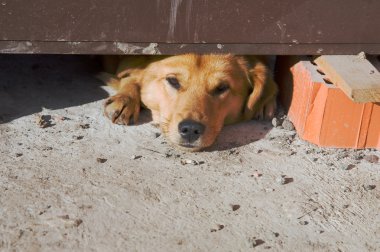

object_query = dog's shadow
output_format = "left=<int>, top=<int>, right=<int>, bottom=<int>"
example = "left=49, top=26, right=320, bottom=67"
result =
left=206, top=120, right=272, bottom=151
left=0, top=55, right=108, bottom=123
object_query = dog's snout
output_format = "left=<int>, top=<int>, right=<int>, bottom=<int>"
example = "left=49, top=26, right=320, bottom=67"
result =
left=178, top=120, right=205, bottom=142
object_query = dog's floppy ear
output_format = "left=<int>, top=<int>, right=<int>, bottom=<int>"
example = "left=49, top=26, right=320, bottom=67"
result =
left=242, top=57, right=278, bottom=120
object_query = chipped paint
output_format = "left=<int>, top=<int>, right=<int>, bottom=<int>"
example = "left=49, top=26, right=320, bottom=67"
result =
left=0, top=42, right=34, bottom=53
left=68, top=42, right=81, bottom=46
left=142, top=43, right=160, bottom=54
left=115, top=42, right=161, bottom=55
left=94, top=44, right=107, bottom=52
left=185, top=0, right=193, bottom=38
left=291, top=39, right=299, bottom=44
left=276, top=21, right=287, bottom=42
left=167, top=0, right=183, bottom=41
left=115, top=43, right=144, bottom=54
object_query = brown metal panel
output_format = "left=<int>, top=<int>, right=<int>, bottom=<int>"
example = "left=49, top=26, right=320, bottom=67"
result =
left=0, top=0, right=379, bottom=54
left=1, top=0, right=380, bottom=43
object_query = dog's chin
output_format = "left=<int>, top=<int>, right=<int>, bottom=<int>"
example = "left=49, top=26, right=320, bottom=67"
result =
left=176, top=143, right=203, bottom=152
left=164, top=130, right=217, bottom=151
left=174, top=138, right=216, bottom=152
left=170, top=138, right=209, bottom=152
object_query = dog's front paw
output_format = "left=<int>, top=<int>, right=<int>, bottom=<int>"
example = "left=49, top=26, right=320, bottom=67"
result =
left=254, top=99, right=277, bottom=120
left=104, top=94, right=140, bottom=125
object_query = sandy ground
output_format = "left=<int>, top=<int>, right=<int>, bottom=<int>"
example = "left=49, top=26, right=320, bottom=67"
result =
left=0, top=55, right=379, bottom=252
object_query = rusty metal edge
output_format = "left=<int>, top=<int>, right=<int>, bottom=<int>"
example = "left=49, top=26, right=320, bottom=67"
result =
left=1, top=41, right=380, bottom=55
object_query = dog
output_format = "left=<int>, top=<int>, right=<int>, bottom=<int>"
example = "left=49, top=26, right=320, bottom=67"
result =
left=98, top=54, right=278, bottom=151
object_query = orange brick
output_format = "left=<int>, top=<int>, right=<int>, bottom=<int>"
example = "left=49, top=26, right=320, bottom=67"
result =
left=278, top=58, right=380, bottom=149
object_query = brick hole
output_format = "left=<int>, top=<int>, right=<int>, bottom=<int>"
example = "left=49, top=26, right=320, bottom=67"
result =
left=316, top=69, right=325, bottom=75
left=323, top=77, right=333, bottom=85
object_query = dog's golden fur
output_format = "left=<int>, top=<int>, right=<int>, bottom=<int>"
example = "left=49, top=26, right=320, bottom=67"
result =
left=99, top=54, right=277, bottom=151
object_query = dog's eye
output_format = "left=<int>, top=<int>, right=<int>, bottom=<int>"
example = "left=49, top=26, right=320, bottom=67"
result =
left=166, top=77, right=181, bottom=90
left=212, top=82, right=230, bottom=96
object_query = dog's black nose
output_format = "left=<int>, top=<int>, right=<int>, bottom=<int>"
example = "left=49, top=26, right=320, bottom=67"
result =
left=178, top=120, right=205, bottom=142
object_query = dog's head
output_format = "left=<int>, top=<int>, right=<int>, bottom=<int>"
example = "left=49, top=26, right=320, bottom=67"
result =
left=140, top=54, right=274, bottom=151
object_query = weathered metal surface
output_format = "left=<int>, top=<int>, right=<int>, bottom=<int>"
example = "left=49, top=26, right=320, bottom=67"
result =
left=1, top=41, right=380, bottom=55
left=0, top=0, right=379, bottom=54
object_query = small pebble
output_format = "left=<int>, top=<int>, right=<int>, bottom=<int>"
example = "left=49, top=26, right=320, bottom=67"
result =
left=79, top=124, right=90, bottom=129
left=151, top=132, right=161, bottom=138
left=342, top=187, right=352, bottom=193
left=276, top=176, right=293, bottom=185
left=352, top=152, right=364, bottom=160
left=282, top=119, right=295, bottom=131
left=16, top=153, right=23, bottom=157
left=131, top=155, right=142, bottom=160
left=273, top=232, right=280, bottom=238
left=363, top=155, right=379, bottom=164
left=255, top=149, right=263, bottom=154
left=252, top=171, right=262, bottom=178
left=74, top=219, right=83, bottom=227
left=336, top=152, right=348, bottom=160
left=231, top=204, right=240, bottom=211
left=181, top=159, right=198, bottom=165
left=37, top=115, right=54, bottom=128
left=250, top=238, right=265, bottom=248
left=96, top=158, right=107, bottom=163
left=299, top=220, right=309, bottom=225
left=276, top=177, right=286, bottom=185
left=210, top=224, right=224, bottom=232
left=363, top=185, right=376, bottom=191
left=59, top=214, right=70, bottom=220
left=342, top=164, right=355, bottom=170
left=271, top=118, right=280, bottom=127
left=305, top=149, right=313, bottom=155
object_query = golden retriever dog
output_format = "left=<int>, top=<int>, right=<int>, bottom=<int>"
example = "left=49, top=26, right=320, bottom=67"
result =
left=99, top=54, right=278, bottom=151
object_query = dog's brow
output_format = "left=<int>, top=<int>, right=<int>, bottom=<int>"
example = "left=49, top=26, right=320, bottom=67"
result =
left=164, top=67, right=189, bottom=78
